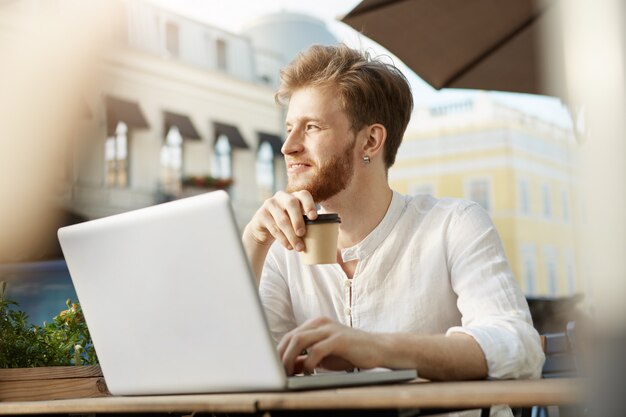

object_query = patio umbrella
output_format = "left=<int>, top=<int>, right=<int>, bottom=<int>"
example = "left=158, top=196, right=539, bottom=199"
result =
left=341, top=0, right=557, bottom=96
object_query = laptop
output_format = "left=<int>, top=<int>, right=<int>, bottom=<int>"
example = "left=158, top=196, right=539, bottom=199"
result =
left=57, top=190, right=417, bottom=395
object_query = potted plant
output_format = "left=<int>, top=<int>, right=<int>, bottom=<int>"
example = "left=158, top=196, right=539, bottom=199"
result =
left=0, top=282, right=108, bottom=401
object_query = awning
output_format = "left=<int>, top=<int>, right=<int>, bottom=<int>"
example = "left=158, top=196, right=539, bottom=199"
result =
left=258, top=132, right=283, bottom=157
left=341, top=0, right=552, bottom=95
left=164, top=111, right=201, bottom=140
left=105, top=96, right=149, bottom=136
left=213, top=121, right=249, bottom=149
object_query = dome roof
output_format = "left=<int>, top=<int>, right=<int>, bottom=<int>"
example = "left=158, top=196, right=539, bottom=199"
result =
left=242, top=11, right=339, bottom=65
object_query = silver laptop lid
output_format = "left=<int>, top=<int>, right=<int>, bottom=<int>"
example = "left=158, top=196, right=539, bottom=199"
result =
left=58, top=191, right=286, bottom=395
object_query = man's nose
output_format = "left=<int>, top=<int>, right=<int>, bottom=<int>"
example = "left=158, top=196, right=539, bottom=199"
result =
left=281, top=129, right=304, bottom=155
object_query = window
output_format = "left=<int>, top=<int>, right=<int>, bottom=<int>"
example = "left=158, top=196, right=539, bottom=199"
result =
left=216, top=38, right=227, bottom=71
left=212, top=134, right=231, bottom=179
left=160, top=126, right=183, bottom=193
left=518, top=178, right=530, bottom=214
left=165, top=22, right=179, bottom=57
left=466, top=178, right=491, bottom=211
left=256, top=141, right=275, bottom=199
left=547, top=260, right=557, bottom=295
left=204, top=33, right=213, bottom=68
left=105, top=121, right=129, bottom=187
left=565, top=251, right=576, bottom=294
left=544, top=247, right=557, bottom=295
left=542, top=184, right=552, bottom=218
left=561, top=188, right=570, bottom=221
left=521, top=244, right=536, bottom=295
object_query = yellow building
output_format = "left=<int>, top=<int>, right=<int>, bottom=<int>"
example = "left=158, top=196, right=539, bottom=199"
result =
left=390, top=94, right=580, bottom=297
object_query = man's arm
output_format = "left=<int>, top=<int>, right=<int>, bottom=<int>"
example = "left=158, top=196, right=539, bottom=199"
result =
left=278, top=316, right=487, bottom=380
left=242, top=190, right=317, bottom=284
left=379, top=332, right=488, bottom=380
left=242, top=224, right=273, bottom=284
left=445, top=202, right=544, bottom=379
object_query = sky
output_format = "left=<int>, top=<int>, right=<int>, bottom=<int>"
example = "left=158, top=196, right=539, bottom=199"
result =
left=147, top=0, right=573, bottom=129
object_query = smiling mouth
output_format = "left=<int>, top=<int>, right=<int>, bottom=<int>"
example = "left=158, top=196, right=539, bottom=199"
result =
left=286, top=162, right=313, bottom=176
left=286, top=158, right=314, bottom=167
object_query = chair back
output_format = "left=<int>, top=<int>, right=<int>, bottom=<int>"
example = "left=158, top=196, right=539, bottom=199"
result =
left=540, top=321, right=578, bottom=378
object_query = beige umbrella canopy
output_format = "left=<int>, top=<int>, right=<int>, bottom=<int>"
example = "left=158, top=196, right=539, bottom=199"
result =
left=342, top=0, right=556, bottom=96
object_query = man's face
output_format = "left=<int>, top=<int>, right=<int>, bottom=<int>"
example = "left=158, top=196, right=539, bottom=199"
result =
left=282, top=87, right=358, bottom=203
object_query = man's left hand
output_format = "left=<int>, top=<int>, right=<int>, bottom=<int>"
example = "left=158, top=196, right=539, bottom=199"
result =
left=277, top=316, right=384, bottom=375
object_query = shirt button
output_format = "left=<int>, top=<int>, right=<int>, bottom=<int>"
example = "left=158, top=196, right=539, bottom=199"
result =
left=344, top=307, right=352, bottom=316
left=344, top=280, right=352, bottom=287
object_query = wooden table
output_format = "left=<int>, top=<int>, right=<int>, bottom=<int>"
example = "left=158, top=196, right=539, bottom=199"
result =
left=0, top=378, right=585, bottom=415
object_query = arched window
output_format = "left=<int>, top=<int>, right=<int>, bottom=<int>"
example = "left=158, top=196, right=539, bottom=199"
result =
left=212, top=134, right=231, bottom=179
left=160, top=126, right=183, bottom=192
left=256, top=141, right=275, bottom=198
left=105, top=121, right=129, bottom=187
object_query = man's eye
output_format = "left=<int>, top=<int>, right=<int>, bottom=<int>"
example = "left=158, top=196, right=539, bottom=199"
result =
left=306, top=124, right=319, bottom=131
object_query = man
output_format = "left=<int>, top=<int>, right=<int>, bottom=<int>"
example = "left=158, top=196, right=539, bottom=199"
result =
left=243, top=44, right=544, bottom=383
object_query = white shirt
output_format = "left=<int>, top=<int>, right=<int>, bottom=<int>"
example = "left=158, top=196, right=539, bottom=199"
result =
left=259, top=191, right=544, bottom=382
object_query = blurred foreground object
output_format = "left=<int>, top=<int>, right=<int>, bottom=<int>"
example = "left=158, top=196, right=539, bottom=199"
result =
left=0, top=0, right=123, bottom=262
left=545, top=0, right=626, bottom=415
left=545, top=0, right=626, bottom=334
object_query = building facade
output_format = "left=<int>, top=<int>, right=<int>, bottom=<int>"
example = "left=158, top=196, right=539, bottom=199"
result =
left=58, top=1, right=288, bottom=227
left=389, top=94, right=580, bottom=297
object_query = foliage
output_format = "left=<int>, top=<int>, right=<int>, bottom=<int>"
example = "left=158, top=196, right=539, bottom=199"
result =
left=0, top=281, right=98, bottom=368
left=182, top=175, right=233, bottom=189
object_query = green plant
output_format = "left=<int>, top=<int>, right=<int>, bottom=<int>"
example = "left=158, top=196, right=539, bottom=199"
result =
left=0, top=281, right=98, bottom=368
left=182, top=175, right=233, bottom=189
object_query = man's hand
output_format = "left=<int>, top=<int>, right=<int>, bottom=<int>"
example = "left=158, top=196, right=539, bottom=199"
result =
left=243, top=190, right=317, bottom=282
left=277, top=317, right=489, bottom=380
left=278, top=316, right=383, bottom=375
left=246, top=190, right=317, bottom=250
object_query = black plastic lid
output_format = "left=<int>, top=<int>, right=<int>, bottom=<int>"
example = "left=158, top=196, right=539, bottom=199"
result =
left=303, top=213, right=341, bottom=224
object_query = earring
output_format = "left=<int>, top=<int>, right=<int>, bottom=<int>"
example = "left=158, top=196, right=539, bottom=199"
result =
left=363, top=155, right=371, bottom=164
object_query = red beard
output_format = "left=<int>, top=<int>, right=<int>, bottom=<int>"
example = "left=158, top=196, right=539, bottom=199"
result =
left=285, top=137, right=356, bottom=203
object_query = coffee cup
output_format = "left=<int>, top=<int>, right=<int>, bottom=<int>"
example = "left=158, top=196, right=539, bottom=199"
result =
left=300, top=213, right=341, bottom=265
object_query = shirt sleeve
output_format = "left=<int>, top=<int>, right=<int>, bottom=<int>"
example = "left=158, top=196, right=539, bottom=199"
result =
left=445, top=201, right=545, bottom=379
left=258, top=244, right=298, bottom=344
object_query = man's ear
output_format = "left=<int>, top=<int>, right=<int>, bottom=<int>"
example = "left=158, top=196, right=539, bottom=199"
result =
left=361, top=123, right=387, bottom=158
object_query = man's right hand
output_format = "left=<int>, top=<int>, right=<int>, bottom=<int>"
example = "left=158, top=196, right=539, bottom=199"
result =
left=242, top=190, right=317, bottom=282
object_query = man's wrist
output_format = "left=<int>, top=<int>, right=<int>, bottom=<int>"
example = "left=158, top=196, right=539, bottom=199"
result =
left=242, top=224, right=274, bottom=284
left=376, top=333, right=402, bottom=369
left=376, top=332, right=420, bottom=371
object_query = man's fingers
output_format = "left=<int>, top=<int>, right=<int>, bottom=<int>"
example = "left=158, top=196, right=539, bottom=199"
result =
left=278, top=317, right=332, bottom=356
left=255, top=210, right=292, bottom=249
left=280, top=328, right=329, bottom=375
left=249, top=190, right=318, bottom=252
left=301, top=338, right=337, bottom=374
left=292, top=190, right=317, bottom=221
left=275, top=191, right=313, bottom=240
left=292, top=355, right=309, bottom=375
left=319, top=355, right=355, bottom=372
left=298, top=336, right=356, bottom=374
left=284, top=197, right=308, bottom=238
left=266, top=205, right=302, bottom=251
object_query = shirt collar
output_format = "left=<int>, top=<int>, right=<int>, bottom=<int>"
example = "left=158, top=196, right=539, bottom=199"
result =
left=340, top=191, right=408, bottom=262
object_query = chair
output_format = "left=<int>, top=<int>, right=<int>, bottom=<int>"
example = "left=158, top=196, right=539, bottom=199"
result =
left=541, top=322, right=579, bottom=379
left=517, top=321, right=582, bottom=417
